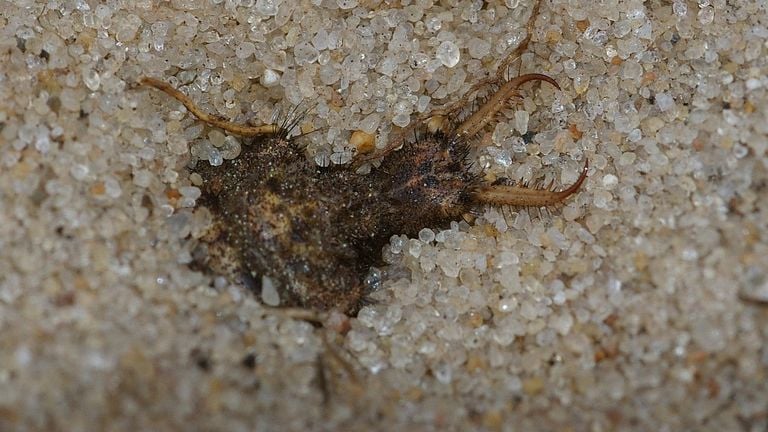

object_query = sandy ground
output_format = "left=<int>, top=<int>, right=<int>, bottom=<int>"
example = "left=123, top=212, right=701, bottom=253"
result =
left=1, top=0, right=767, bottom=430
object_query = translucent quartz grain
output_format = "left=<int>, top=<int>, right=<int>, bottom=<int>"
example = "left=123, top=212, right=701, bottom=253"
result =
left=336, top=0, right=358, bottom=9
left=601, top=174, right=619, bottom=188
left=254, top=0, right=277, bottom=15
left=418, top=228, right=435, bottom=243
left=132, top=169, right=153, bottom=187
left=467, top=37, right=490, bottom=59
left=436, top=40, right=460, bottom=67
left=235, top=41, right=255, bottom=59
left=260, top=275, right=280, bottom=306
left=82, top=68, right=101, bottom=91
left=514, top=110, right=529, bottom=134
left=293, top=41, right=319, bottom=64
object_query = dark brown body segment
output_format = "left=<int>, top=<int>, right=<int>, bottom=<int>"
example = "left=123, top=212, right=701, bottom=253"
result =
left=195, top=132, right=478, bottom=313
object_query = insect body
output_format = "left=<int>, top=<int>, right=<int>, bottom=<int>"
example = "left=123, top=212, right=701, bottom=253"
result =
left=140, top=3, right=588, bottom=315
left=142, top=74, right=587, bottom=314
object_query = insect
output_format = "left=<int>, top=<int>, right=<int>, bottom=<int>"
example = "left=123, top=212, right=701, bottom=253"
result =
left=140, top=1, right=588, bottom=316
